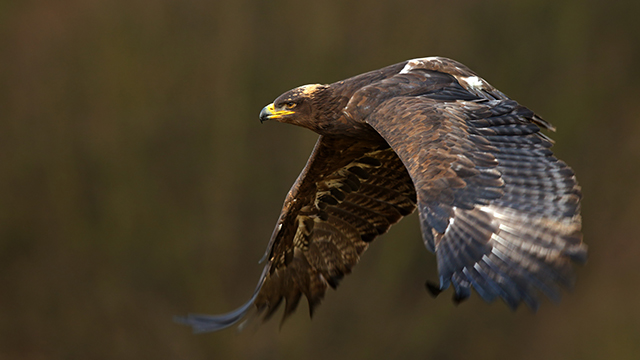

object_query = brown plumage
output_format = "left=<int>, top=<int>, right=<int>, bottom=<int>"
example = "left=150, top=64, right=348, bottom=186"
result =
left=176, top=57, right=586, bottom=333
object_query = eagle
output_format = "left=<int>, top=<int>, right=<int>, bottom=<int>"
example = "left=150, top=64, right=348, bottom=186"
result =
left=177, top=57, right=586, bottom=333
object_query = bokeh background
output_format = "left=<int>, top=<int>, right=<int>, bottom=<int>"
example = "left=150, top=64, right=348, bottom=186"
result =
left=1, top=0, right=639, bottom=359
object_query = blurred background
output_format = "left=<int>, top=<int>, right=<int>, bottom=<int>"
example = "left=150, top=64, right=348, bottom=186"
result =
left=1, top=0, right=639, bottom=359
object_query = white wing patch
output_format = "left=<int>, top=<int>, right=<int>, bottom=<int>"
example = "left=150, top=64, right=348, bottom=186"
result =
left=399, top=57, right=443, bottom=74
left=448, top=206, right=458, bottom=227
left=398, top=57, right=494, bottom=96
left=460, top=76, right=485, bottom=91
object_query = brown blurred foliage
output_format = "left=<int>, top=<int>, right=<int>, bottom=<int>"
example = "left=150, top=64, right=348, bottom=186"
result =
left=1, top=0, right=639, bottom=359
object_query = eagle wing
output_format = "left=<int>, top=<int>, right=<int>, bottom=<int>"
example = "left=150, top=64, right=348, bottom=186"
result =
left=360, top=58, right=586, bottom=309
left=178, top=135, right=417, bottom=332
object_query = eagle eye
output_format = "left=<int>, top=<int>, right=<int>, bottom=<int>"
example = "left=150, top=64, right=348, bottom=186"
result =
left=283, top=101, right=296, bottom=109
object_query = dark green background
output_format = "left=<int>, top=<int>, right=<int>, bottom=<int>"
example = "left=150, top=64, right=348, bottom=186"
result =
left=1, top=0, right=638, bottom=359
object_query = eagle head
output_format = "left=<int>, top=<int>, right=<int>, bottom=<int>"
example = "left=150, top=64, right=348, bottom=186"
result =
left=259, top=84, right=332, bottom=130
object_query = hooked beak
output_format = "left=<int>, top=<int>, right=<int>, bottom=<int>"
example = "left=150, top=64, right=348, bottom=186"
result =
left=259, top=103, right=294, bottom=123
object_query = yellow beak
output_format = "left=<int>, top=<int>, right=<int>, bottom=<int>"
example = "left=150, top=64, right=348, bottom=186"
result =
left=259, top=103, right=295, bottom=123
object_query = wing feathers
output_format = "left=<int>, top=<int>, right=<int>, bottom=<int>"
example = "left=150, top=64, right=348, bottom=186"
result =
left=247, top=140, right=417, bottom=325
left=366, top=83, right=585, bottom=310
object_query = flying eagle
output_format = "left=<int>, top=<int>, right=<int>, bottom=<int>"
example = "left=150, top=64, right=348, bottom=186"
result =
left=177, top=57, right=586, bottom=333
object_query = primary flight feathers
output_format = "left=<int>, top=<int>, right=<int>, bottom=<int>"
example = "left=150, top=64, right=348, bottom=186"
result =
left=176, top=57, right=586, bottom=333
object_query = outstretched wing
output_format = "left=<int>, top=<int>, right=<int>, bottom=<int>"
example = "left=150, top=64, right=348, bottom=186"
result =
left=177, top=135, right=417, bottom=332
left=361, top=58, right=586, bottom=309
